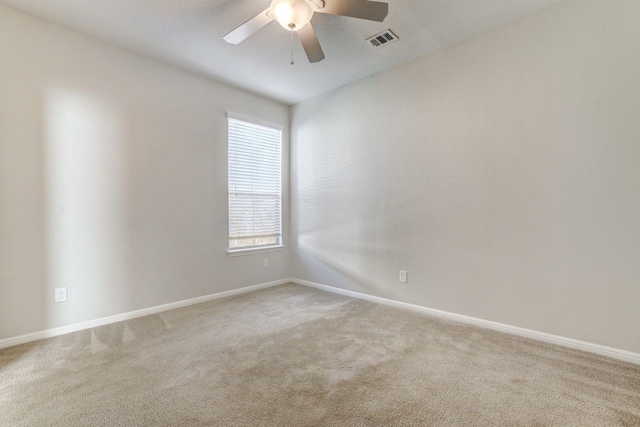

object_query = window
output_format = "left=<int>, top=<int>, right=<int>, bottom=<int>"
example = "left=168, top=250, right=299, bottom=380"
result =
left=228, top=116, right=283, bottom=252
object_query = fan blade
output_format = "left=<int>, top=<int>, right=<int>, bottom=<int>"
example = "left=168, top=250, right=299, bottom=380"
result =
left=298, top=23, right=325, bottom=63
left=223, top=8, right=273, bottom=44
left=317, top=0, right=388, bottom=22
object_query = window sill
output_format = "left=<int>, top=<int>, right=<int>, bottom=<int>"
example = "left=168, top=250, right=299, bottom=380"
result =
left=227, top=245, right=286, bottom=257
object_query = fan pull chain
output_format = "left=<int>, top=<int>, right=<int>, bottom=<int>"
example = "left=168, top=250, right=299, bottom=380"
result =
left=290, top=30, right=294, bottom=65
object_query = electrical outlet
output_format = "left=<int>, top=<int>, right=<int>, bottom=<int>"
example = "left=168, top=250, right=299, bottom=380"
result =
left=263, top=258, right=269, bottom=268
left=54, top=287, right=67, bottom=303
left=399, top=270, right=408, bottom=283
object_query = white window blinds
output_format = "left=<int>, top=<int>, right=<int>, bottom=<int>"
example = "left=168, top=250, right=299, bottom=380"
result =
left=228, top=117, right=282, bottom=250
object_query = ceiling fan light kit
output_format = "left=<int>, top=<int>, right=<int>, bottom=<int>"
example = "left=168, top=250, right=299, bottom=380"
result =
left=270, top=0, right=319, bottom=31
left=223, top=0, right=389, bottom=64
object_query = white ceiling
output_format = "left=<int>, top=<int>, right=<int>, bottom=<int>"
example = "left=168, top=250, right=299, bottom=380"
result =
left=0, top=0, right=563, bottom=105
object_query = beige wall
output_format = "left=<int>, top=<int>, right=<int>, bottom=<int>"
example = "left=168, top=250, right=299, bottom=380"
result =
left=3, top=0, right=640, bottom=355
left=0, top=5, right=289, bottom=340
left=291, top=0, right=640, bottom=353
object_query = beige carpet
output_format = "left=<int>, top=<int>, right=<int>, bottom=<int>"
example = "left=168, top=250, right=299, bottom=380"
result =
left=1, top=284, right=639, bottom=426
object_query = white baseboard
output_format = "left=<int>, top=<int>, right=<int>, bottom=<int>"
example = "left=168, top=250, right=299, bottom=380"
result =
left=0, top=278, right=290, bottom=350
left=4, top=277, right=638, bottom=366
left=292, top=278, right=640, bottom=366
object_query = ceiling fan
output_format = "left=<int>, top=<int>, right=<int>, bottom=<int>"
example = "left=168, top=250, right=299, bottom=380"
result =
left=223, top=0, right=389, bottom=64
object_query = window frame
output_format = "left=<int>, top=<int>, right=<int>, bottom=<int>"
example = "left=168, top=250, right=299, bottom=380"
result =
left=226, top=113, right=285, bottom=256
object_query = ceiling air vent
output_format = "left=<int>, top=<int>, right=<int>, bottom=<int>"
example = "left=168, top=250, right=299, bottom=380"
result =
left=366, top=29, right=399, bottom=48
